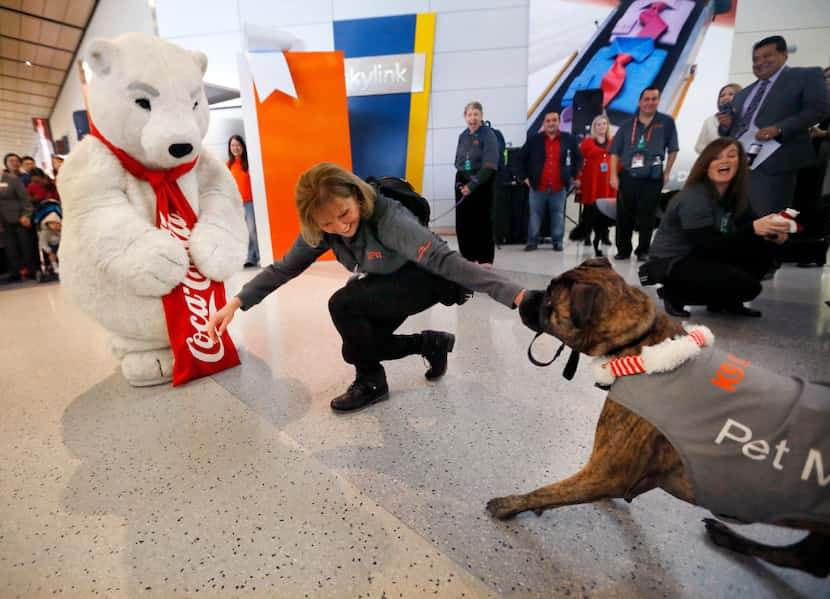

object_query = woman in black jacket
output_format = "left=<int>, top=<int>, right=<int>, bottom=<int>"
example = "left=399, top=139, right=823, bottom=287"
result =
left=208, top=163, right=525, bottom=412
left=642, top=138, right=791, bottom=317
left=453, top=101, right=500, bottom=265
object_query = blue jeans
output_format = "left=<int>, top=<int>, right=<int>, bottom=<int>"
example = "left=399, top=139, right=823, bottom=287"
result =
left=243, top=201, right=260, bottom=264
left=527, top=188, right=566, bottom=248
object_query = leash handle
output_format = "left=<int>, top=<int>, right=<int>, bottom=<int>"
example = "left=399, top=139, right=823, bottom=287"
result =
left=527, top=332, right=582, bottom=380
left=527, top=332, right=565, bottom=367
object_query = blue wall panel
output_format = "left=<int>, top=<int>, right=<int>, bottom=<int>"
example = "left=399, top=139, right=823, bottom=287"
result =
left=333, top=15, right=416, bottom=180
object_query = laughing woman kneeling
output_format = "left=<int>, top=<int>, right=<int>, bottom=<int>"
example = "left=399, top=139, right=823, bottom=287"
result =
left=641, top=138, right=791, bottom=318
left=208, top=162, right=525, bottom=412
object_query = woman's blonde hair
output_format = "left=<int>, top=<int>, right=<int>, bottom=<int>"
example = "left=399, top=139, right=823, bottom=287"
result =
left=295, top=162, right=376, bottom=246
left=590, top=113, right=610, bottom=142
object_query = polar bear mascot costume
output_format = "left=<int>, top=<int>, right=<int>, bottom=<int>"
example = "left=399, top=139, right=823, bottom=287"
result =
left=58, top=33, right=248, bottom=387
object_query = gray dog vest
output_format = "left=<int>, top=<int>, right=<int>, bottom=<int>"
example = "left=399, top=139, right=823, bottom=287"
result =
left=606, top=343, right=830, bottom=525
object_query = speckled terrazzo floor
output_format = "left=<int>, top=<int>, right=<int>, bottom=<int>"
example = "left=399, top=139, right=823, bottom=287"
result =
left=1, top=239, right=829, bottom=598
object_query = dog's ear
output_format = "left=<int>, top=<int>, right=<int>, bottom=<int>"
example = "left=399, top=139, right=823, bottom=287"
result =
left=569, top=282, right=600, bottom=329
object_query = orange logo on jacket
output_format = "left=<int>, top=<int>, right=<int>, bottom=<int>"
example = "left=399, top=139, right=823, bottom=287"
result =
left=710, top=354, right=751, bottom=393
left=417, top=241, right=431, bottom=262
left=367, top=250, right=383, bottom=260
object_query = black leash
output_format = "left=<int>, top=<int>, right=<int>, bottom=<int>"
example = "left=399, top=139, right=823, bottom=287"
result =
left=527, top=331, right=581, bottom=380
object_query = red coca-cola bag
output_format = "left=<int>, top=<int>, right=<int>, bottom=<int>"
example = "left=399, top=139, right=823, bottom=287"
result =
left=90, top=123, right=241, bottom=385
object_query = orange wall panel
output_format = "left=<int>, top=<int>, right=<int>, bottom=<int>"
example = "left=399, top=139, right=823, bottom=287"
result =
left=254, top=51, right=352, bottom=261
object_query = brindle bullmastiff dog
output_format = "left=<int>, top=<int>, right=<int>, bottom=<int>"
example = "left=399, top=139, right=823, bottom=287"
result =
left=487, top=258, right=829, bottom=577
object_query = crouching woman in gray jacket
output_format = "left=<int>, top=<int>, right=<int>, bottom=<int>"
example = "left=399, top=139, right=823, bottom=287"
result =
left=208, top=162, right=526, bottom=412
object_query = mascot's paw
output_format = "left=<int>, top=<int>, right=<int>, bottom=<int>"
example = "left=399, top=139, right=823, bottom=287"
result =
left=130, top=230, right=190, bottom=295
left=188, top=222, right=246, bottom=282
left=121, top=348, right=174, bottom=387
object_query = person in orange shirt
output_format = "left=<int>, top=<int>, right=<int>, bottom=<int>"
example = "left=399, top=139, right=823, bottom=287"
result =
left=227, top=134, right=259, bottom=267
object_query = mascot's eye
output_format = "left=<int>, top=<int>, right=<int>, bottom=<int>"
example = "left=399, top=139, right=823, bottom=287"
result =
left=135, top=98, right=151, bottom=111
left=192, top=101, right=198, bottom=110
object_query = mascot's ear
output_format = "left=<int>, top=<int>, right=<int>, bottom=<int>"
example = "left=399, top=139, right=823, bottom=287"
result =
left=569, top=282, right=600, bottom=329
left=191, top=51, right=208, bottom=76
left=87, top=39, right=117, bottom=77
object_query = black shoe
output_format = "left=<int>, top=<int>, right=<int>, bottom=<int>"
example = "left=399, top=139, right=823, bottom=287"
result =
left=583, top=237, right=592, bottom=247
left=330, top=378, right=389, bottom=412
left=636, top=253, right=648, bottom=263
left=523, top=245, right=538, bottom=252
left=663, top=298, right=690, bottom=318
left=421, top=330, right=455, bottom=380
left=552, top=243, right=563, bottom=252
left=725, top=304, right=762, bottom=318
left=658, top=288, right=689, bottom=317
left=602, top=235, right=612, bottom=246
left=614, top=253, right=630, bottom=260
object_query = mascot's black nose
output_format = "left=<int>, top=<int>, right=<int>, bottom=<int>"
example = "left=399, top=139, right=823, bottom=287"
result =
left=168, top=143, right=193, bottom=158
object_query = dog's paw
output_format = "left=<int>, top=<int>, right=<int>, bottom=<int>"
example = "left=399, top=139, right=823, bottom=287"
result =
left=486, top=496, right=522, bottom=520
left=703, top=518, right=740, bottom=550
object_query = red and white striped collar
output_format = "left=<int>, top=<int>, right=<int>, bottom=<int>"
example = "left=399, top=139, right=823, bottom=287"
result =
left=592, top=325, right=714, bottom=387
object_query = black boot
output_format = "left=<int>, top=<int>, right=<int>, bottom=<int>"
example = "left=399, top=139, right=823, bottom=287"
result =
left=330, top=376, right=389, bottom=412
left=421, top=330, right=455, bottom=380
left=657, top=287, right=689, bottom=318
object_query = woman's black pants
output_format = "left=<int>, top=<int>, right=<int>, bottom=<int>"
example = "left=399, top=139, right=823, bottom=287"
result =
left=328, top=263, right=456, bottom=380
left=662, top=238, right=775, bottom=307
left=455, top=172, right=495, bottom=264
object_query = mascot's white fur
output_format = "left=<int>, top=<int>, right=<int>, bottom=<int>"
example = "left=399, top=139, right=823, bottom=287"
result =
left=58, top=33, right=247, bottom=386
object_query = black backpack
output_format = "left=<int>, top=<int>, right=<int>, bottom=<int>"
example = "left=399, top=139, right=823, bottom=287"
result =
left=484, top=120, right=507, bottom=171
left=366, top=176, right=431, bottom=226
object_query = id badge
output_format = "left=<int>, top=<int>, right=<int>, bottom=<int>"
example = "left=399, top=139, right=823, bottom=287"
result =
left=600, top=162, right=608, bottom=173
left=631, top=154, right=645, bottom=169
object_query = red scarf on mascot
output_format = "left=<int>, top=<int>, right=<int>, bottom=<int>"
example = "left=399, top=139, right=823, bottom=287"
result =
left=90, top=122, right=240, bottom=385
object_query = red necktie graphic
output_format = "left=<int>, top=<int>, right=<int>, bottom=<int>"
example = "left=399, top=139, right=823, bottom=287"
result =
left=638, top=2, right=670, bottom=40
left=600, top=52, right=633, bottom=107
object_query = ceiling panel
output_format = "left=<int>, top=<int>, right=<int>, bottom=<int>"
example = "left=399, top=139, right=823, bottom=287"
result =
left=0, top=12, right=20, bottom=36
left=0, top=1, right=97, bottom=154
left=43, top=0, right=70, bottom=22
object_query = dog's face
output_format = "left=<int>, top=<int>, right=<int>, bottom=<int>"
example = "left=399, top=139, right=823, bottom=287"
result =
left=519, top=258, right=656, bottom=356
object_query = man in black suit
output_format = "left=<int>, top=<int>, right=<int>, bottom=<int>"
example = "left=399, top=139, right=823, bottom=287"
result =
left=518, top=111, right=582, bottom=251
left=719, top=35, right=830, bottom=216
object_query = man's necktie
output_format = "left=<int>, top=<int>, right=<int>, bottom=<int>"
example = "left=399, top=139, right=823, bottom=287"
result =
left=733, top=79, right=770, bottom=139
left=638, top=2, right=670, bottom=40
left=600, top=52, right=633, bottom=107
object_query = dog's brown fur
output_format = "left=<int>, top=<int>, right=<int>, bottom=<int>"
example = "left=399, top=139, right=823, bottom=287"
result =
left=486, top=258, right=829, bottom=577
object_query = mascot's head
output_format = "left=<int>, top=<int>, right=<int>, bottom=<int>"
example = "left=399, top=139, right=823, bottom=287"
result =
left=86, top=33, right=209, bottom=170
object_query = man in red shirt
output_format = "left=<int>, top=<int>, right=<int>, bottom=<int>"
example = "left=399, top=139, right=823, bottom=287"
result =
left=518, top=112, right=583, bottom=251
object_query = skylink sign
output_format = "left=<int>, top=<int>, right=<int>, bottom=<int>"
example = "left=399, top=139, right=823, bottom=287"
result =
left=344, top=53, right=426, bottom=97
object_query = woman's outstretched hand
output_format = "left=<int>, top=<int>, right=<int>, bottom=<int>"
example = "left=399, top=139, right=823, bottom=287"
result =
left=513, top=288, right=526, bottom=308
left=208, top=296, right=242, bottom=343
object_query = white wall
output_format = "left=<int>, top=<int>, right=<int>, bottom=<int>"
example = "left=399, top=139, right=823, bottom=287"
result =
left=728, top=0, right=830, bottom=86
left=49, top=0, right=156, bottom=151
left=155, top=0, right=530, bottom=228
